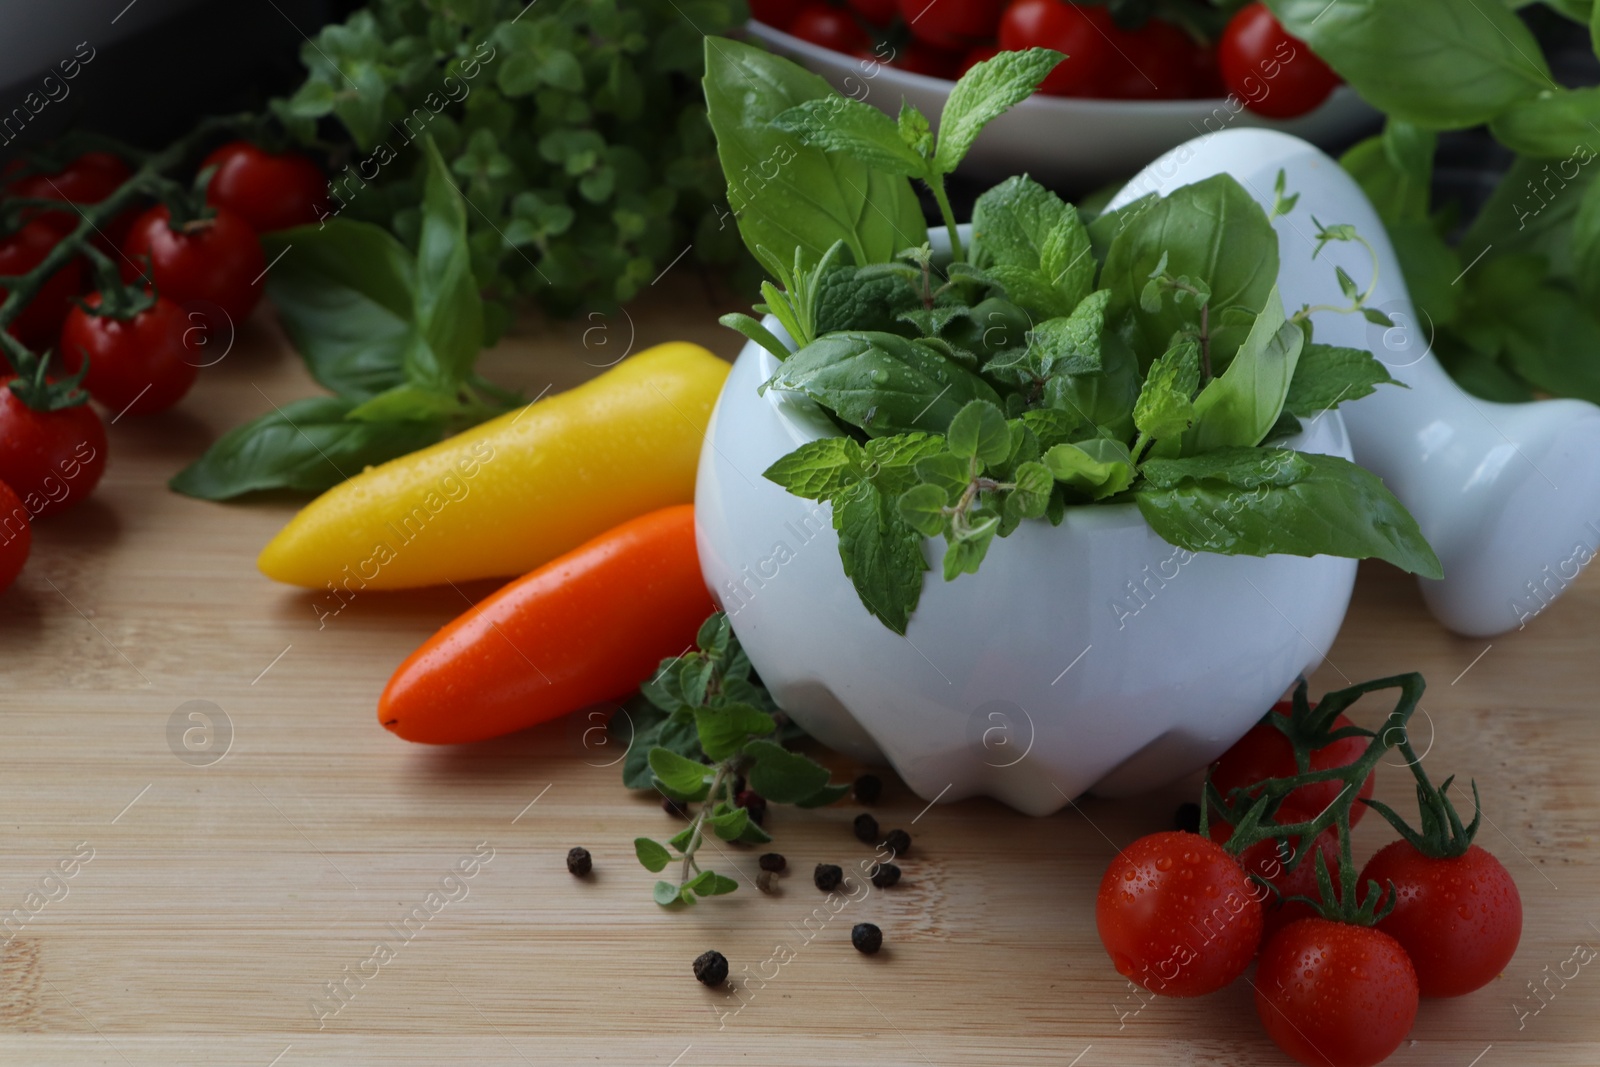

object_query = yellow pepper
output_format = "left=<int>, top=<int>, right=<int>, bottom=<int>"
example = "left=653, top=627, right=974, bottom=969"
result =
left=257, top=342, right=728, bottom=591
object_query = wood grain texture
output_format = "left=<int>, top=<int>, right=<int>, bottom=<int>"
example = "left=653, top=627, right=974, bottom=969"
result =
left=2, top=283, right=1598, bottom=1065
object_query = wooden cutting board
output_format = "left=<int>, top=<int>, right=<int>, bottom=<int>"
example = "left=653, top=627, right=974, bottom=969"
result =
left=2, top=281, right=1597, bottom=1066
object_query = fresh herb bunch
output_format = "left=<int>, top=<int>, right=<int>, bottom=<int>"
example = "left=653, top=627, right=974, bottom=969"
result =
left=274, top=0, right=750, bottom=321
left=623, top=613, right=849, bottom=906
left=705, top=38, right=1441, bottom=635
left=1268, top=0, right=1600, bottom=404
left=170, top=136, right=518, bottom=499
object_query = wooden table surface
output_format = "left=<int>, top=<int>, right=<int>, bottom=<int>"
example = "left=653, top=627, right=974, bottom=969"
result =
left=2, top=282, right=1598, bottom=1066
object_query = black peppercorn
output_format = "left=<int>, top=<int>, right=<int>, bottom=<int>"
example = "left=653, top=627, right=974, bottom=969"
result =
left=853, top=774, right=882, bottom=805
left=870, top=862, right=901, bottom=889
left=1173, top=801, right=1202, bottom=835
left=693, top=949, right=729, bottom=986
left=756, top=869, right=778, bottom=895
left=735, top=790, right=767, bottom=826
left=661, top=796, right=688, bottom=819
left=758, top=852, right=786, bottom=873
left=881, top=828, right=911, bottom=857
left=813, top=863, right=844, bottom=892
left=566, top=847, right=592, bottom=876
left=851, top=922, right=883, bottom=954
left=852, top=812, right=880, bottom=844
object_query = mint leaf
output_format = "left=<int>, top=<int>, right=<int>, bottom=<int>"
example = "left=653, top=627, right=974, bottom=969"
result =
left=621, top=713, right=698, bottom=791
left=1134, top=338, right=1200, bottom=445
left=771, top=97, right=931, bottom=179
left=834, top=479, right=927, bottom=634
left=813, top=264, right=923, bottom=335
left=946, top=400, right=1011, bottom=466
left=1135, top=450, right=1442, bottom=578
left=694, top=703, right=777, bottom=762
left=635, top=837, right=672, bottom=873
left=648, top=747, right=709, bottom=797
left=970, top=176, right=1094, bottom=314
left=1185, top=289, right=1303, bottom=454
left=1284, top=343, right=1400, bottom=418
left=763, top=437, right=867, bottom=499
left=744, top=740, right=832, bottom=803
left=1029, top=289, right=1109, bottom=376
left=933, top=48, right=1063, bottom=174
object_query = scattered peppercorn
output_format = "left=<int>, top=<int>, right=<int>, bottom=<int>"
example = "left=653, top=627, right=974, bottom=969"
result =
left=1173, top=801, right=1202, bottom=835
left=661, top=796, right=689, bottom=819
left=758, top=852, right=787, bottom=873
left=853, top=812, right=880, bottom=844
left=756, top=869, right=778, bottom=895
left=813, top=863, right=844, bottom=892
left=735, top=789, right=767, bottom=826
left=882, top=829, right=911, bottom=857
left=871, top=862, right=901, bottom=888
left=853, top=774, right=882, bottom=805
left=566, top=847, right=592, bottom=877
left=693, top=949, right=729, bottom=986
left=851, top=922, right=883, bottom=954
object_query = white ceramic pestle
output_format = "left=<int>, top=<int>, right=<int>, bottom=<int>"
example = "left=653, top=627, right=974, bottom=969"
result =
left=1108, top=129, right=1600, bottom=637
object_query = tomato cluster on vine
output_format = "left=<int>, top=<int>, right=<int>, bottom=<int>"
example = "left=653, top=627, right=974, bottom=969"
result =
left=1095, top=677, right=1523, bottom=1067
left=753, top=0, right=1340, bottom=118
left=0, top=135, right=328, bottom=596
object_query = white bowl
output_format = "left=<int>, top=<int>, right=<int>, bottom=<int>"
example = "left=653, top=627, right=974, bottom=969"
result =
left=746, top=20, right=1379, bottom=188
left=693, top=230, right=1358, bottom=815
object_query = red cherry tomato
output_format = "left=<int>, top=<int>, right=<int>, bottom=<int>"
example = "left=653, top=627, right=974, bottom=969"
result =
left=59, top=294, right=199, bottom=417
left=1095, top=19, right=1199, bottom=100
left=1218, top=2, right=1339, bottom=119
left=901, top=0, right=1005, bottom=51
left=847, top=0, right=899, bottom=27
left=998, top=0, right=1115, bottom=97
left=1190, top=41, right=1226, bottom=98
left=201, top=141, right=328, bottom=233
left=750, top=0, right=810, bottom=29
left=1237, top=828, right=1342, bottom=941
left=788, top=4, right=872, bottom=53
left=1209, top=701, right=1375, bottom=841
left=1255, top=918, right=1418, bottom=1067
left=120, top=205, right=265, bottom=330
left=0, top=478, right=30, bottom=594
left=1360, top=840, right=1522, bottom=997
left=7, top=152, right=135, bottom=245
left=0, top=221, right=85, bottom=350
left=1096, top=831, right=1263, bottom=997
left=0, top=378, right=107, bottom=519
left=887, top=39, right=963, bottom=79
left=959, top=44, right=1001, bottom=77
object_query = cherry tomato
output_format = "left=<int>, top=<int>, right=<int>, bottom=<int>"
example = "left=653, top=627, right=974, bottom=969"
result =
left=7, top=151, right=135, bottom=245
left=0, top=478, right=30, bottom=594
left=201, top=141, right=328, bottom=234
left=887, top=39, right=963, bottom=79
left=998, top=0, right=1115, bottom=97
left=1096, top=831, right=1263, bottom=997
left=1218, top=2, right=1339, bottom=119
left=120, top=205, right=265, bottom=330
left=1360, top=840, right=1521, bottom=997
left=847, top=0, right=899, bottom=27
left=1095, top=19, right=1198, bottom=100
left=1255, top=918, right=1418, bottom=1067
left=750, top=0, right=809, bottom=29
left=0, top=221, right=85, bottom=350
left=1209, top=701, right=1375, bottom=841
left=0, top=378, right=107, bottom=519
left=1190, top=42, right=1226, bottom=98
left=787, top=4, right=872, bottom=53
left=59, top=294, right=199, bottom=417
left=1238, top=828, right=1342, bottom=941
left=901, top=0, right=1005, bottom=51
left=959, top=44, right=1001, bottom=77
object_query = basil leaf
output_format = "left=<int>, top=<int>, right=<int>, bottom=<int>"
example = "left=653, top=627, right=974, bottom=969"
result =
left=414, top=136, right=483, bottom=387
left=1133, top=337, right=1200, bottom=445
left=1459, top=154, right=1598, bottom=280
left=1184, top=290, right=1303, bottom=454
left=770, top=97, right=930, bottom=179
left=1490, top=87, right=1600, bottom=159
left=169, top=397, right=441, bottom=501
left=1340, top=122, right=1435, bottom=228
left=1044, top=330, right=1139, bottom=440
left=1102, top=174, right=1279, bottom=367
left=834, top=479, right=927, bottom=634
left=763, top=332, right=1001, bottom=437
left=1455, top=257, right=1600, bottom=404
left=260, top=221, right=417, bottom=400
left=1135, top=449, right=1442, bottom=578
left=1284, top=343, right=1401, bottom=417
left=344, top=382, right=461, bottom=423
left=1265, top=0, right=1550, bottom=129
left=763, top=436, right=867, bottom=499
left=744, top=740, right=832, bottom=803
left=1573, top=177, right=1600, bottom=304
left=702, top=37, right=926, bottom=272
left=933, top=48, right=1063, bottom=174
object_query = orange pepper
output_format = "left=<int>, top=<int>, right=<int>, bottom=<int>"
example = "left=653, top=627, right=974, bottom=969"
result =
left=379, top=504, right=712, bottom=744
